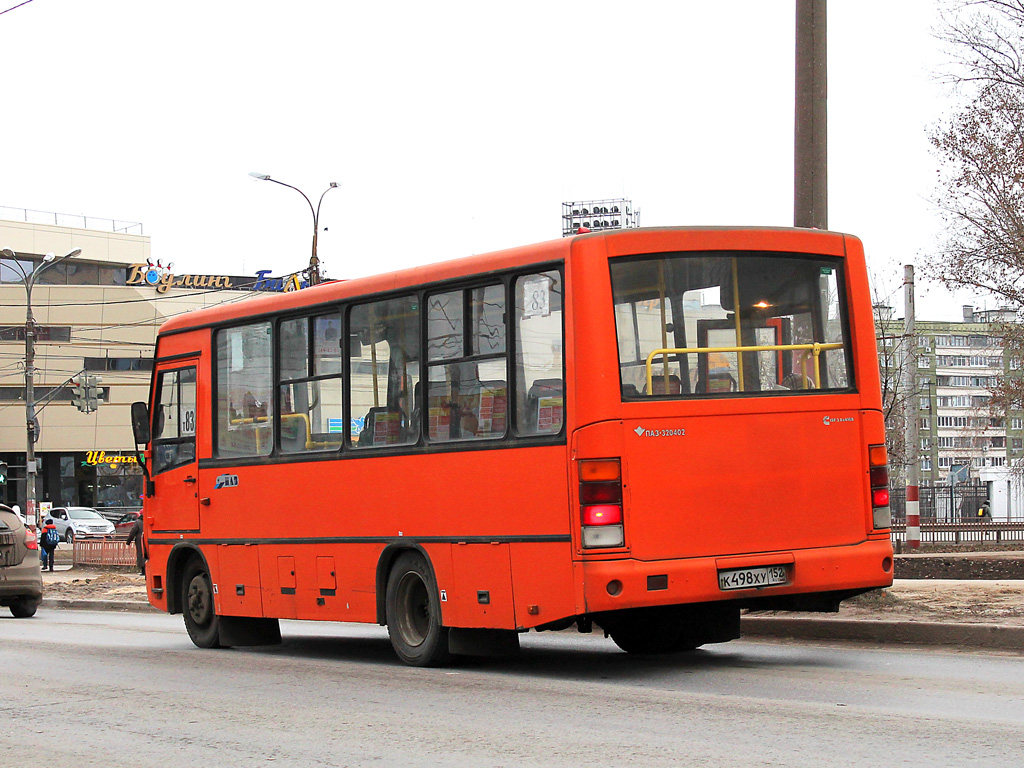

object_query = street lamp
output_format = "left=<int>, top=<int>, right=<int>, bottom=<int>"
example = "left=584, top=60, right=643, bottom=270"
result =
left=248, top=172, right=340, bottom=285
left=1, top=247, right=81, bottom=528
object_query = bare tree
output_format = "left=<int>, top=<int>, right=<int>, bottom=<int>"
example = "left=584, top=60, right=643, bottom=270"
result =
left=930, top=1, right=1024, bottom=439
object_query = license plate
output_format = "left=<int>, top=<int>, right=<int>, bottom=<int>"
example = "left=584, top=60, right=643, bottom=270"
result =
left=718, top=565, right=788, bottom=591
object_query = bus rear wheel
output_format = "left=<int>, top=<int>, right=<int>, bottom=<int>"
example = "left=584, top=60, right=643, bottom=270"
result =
left=385, top=552, right=450, bottom=667
left=182, top=561, right=222, bottom=648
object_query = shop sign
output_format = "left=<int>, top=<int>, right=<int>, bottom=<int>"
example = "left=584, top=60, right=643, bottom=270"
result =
left=126, top=260, right=307, bottom=294
left=83, top=451, right=139, bottom=469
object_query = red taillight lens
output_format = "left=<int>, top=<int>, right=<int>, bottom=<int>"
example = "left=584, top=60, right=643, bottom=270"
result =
left=870, top=466, right=888, bottom=487
left=582, top=505, right=623, bottom=526
left=580, top=481, right=621, bottom=505
left=873, top=488, right=890, bottom=507
left=24, top=527, right=38, bottom=550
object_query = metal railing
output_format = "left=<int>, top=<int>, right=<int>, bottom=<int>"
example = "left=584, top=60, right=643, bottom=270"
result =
left=72, top=538, right=138, bottom=567
left=890, top=520, right=1024, bottom=546
left=1, top=205, right=143, bottom=235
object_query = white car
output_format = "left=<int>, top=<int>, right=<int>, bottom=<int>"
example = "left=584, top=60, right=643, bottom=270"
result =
left=48, top=507, right=115, bottom=542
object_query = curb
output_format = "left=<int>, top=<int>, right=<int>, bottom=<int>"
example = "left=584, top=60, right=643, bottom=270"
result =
left=42, top=598, right=158, bottom=613
left=40, top=600, right=1024, bottom=651
left=742, top=616, right=1024, bottom=651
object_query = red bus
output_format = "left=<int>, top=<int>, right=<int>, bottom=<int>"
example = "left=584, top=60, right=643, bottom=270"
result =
left=131, top=226, right=893, bottom=665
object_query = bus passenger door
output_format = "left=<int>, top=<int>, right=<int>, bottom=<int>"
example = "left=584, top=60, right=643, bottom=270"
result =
left=149, top=362, right=200, bottom=532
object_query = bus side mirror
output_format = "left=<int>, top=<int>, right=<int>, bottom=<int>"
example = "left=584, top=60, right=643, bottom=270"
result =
left=131, top=401, right=151, bottom=445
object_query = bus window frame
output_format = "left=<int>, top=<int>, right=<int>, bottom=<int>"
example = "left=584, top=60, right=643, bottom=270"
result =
left=205, top=262, right=567, bottom=468
left=611, top=250, right=856, bottom=401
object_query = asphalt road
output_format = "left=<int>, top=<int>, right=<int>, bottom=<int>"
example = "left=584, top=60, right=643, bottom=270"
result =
left=2, top=609, right=1022, bottom=767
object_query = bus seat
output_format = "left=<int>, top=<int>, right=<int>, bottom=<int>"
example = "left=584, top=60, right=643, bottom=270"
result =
left=645, top=374, right=681, bottom=395
left=358, top=406, right=406, bottom=447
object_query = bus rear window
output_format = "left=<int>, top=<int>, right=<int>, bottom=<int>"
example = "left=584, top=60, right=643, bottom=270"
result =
left=611, top=251, right=851, bottom=398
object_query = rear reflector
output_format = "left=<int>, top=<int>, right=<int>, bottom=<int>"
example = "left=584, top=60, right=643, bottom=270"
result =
left=580, top=480, right=621, bottom=505
left=869, top=465, right=888, bottom=487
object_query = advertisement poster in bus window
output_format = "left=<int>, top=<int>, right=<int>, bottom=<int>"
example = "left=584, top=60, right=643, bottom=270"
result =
left=477, top=384, right=507, bottom=436
left=537, top=396, right=563, bottom=433
left=429, top=405, right=450, bottom=441
left=374, top=411, right=403, bottom=444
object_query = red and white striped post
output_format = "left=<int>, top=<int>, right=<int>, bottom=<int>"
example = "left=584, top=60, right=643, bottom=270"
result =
left=903, top=264, right=920, bottom=550
left=906, top=485, right=921, bottom=549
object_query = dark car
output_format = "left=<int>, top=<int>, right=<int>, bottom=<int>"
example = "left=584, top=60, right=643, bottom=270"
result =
left=0, top=504, right=43, bottom=617
left=114, top=511, right=142, bottom=537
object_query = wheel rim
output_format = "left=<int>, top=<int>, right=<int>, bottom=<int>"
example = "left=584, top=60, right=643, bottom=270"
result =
left=187, top=574, right=213, bottom=627
left=395, top=571, right=430, bottom=647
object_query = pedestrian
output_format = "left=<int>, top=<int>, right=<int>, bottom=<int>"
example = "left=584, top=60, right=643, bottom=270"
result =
left=978, top=500, right=992, bottom=520
left=125, top=514, right=145, bottom=575
left=40, top=517, right=60, bottom=572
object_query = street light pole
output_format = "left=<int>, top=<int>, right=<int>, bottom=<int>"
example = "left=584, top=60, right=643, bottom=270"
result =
left=249, top=173, right=340, bottom=285
left=1, top=247, right=81, bottom=528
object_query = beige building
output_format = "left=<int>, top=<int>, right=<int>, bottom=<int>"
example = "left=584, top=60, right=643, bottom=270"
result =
left=1, top=212, right=281, bottom=517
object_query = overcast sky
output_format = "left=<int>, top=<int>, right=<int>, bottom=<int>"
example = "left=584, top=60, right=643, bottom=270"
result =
left=1, top=0, right=982, bottom=320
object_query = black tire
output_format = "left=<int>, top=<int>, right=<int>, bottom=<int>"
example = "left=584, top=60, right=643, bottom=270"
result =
left=64, top=529, right=74, bottom=543
left=9, top=598, right=39, bottom=618
left=182, top=561, right=222, bottom=648
left=385, top=552, right=450, bottom=666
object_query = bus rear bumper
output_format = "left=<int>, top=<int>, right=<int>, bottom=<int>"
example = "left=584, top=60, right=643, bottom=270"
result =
left=579, top=538, right=894, bottom=614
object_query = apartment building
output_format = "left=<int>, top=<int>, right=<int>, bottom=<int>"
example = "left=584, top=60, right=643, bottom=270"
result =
left=879, top=304, right=1023, bottom=518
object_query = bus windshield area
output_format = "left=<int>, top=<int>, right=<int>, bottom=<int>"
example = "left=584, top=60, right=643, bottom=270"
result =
left=611, top=251, right=851, bottom=399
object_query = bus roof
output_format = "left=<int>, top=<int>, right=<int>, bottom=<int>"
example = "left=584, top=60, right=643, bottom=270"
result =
left=156, top=226, right=853, bottom=336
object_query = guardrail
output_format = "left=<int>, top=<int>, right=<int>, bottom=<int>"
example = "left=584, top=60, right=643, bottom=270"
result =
left=891, top=520, right=1024, bottom=547
left=72, top=538, right=137, bottom=567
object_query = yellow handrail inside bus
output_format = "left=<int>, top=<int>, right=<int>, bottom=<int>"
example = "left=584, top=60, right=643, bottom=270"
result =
left=644, top=342, right=843, bottom=395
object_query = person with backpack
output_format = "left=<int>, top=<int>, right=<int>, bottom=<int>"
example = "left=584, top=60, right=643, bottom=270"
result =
left=40, top=517, right=60, bottom=572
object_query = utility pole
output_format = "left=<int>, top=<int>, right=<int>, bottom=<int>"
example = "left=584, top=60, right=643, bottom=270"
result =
left=1, top=247, right=80, bottom=528
left=903, top=265, right=921, bottom=549
left=794, top=0, right=827, bottom=229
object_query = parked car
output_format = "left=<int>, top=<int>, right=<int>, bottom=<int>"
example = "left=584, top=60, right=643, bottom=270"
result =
left=49, top=506, right=115, bottom=542
left=0, top=503, right=43, bottom=617
left=114, top=511, right=142, bottom=537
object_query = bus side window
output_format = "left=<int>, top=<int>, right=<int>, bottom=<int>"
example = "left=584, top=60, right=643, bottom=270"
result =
left=515, top=270, right=564, bottom=436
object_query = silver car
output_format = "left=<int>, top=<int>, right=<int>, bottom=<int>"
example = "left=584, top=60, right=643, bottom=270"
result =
left=0, top=504, right=43, bottom=617
left=49, top=506, right=115, bottom=542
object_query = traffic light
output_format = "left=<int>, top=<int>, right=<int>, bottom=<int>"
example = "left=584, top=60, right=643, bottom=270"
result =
left=0, top=461, right=7, bottom=485
left=71, top=376, right=101, bottom=414
left=85, top=375, right=101, bottom=413
left=71, top=380, right=88, bottom=412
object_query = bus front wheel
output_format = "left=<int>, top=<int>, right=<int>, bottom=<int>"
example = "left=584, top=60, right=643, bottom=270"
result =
left=182, top=561, right=222, bottom=649
left=385, top=552, right=450, bottom=667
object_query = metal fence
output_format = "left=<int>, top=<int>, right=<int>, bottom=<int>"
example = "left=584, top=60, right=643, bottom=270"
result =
left=889, top=484, right=995, bottom=523
left=72, top=538, right=137, bottom=567
left=890, top=520, right=1024, bottom=546
left=1, top=205, right=143, bottom=234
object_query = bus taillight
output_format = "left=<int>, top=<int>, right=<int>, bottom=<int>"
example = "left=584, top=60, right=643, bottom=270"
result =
left=869, top=444, right=891, bottom=529
left=579, top=459, right=624, bottom=548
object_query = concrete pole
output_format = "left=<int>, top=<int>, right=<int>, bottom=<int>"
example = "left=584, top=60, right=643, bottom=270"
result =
left=904, top=265, right=920, bottom=549
left=795, top=0, right=827, bottom=229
